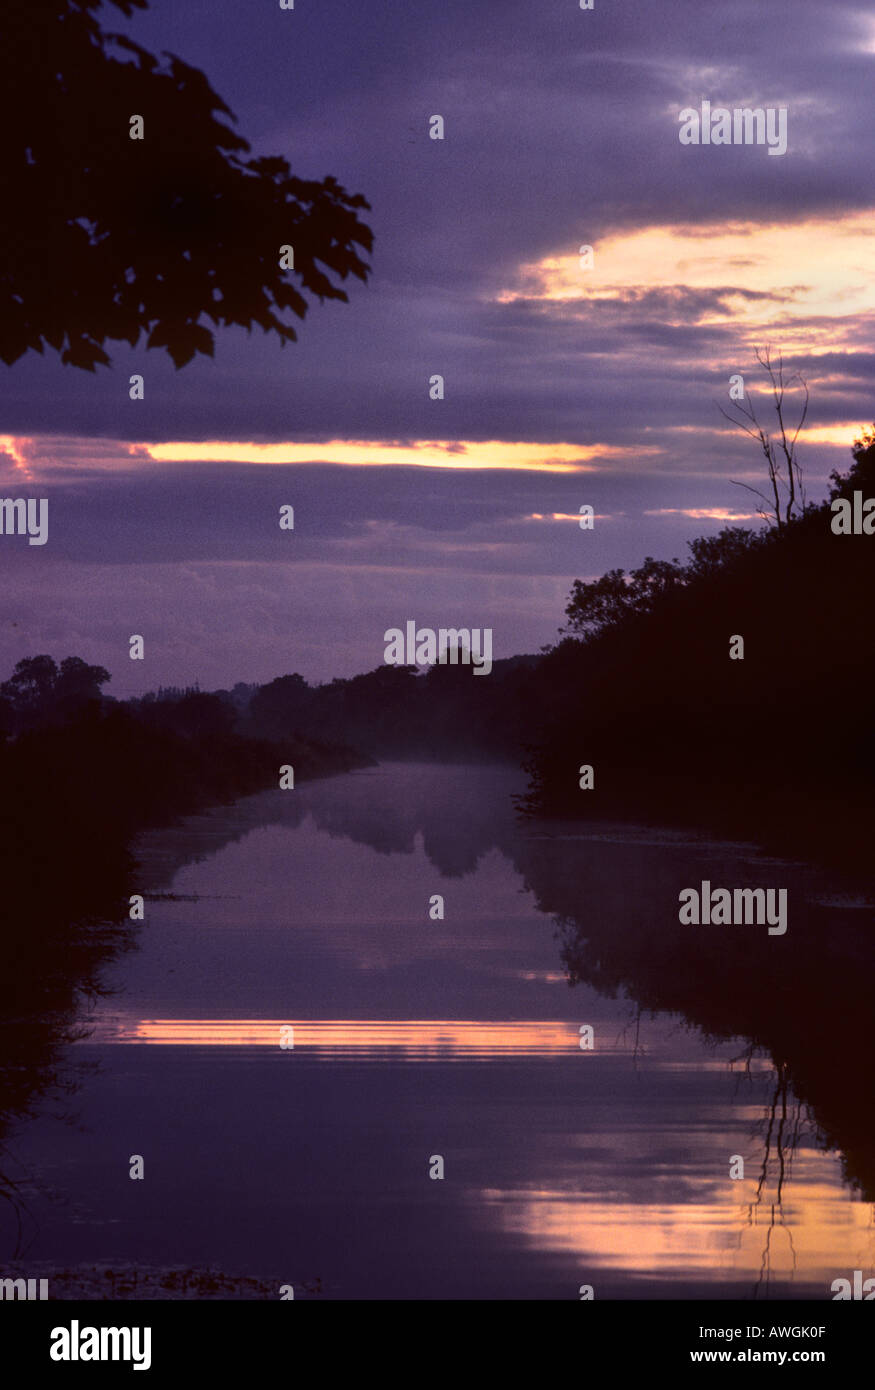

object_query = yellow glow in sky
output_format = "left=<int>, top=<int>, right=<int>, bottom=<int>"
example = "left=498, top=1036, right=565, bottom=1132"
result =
left=0, top=434, right=35, bottom=480
left=146, top=439, right=654, bottom=473
left=529, top=511, right=614, bottom=522
left=645, top=507, right=757, bottom=521
left=494, top=212, right=875, bottom=356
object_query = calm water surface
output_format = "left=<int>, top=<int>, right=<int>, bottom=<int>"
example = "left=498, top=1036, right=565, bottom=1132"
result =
left=4, top=763, right=873, bottom=1298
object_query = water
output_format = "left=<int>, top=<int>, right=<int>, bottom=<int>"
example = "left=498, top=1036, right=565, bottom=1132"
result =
left=2, top=763, right=872, bottom=1299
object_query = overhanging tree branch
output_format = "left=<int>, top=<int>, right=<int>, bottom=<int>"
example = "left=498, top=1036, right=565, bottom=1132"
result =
left=0, top=0, right=373, bottom=370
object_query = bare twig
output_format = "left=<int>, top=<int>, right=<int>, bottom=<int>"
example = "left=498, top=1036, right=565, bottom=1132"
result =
left=717, top=347, right=808, bottom=527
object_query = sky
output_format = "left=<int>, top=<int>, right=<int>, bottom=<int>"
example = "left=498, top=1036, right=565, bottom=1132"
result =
left=2, top=0, right=875, bottom=694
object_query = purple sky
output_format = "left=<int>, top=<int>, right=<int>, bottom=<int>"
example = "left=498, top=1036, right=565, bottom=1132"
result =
left=2, top=0, right=874, bottom=694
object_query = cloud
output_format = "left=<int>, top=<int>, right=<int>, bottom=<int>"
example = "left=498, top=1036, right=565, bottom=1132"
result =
left=1, top=0, right=872, bottom=685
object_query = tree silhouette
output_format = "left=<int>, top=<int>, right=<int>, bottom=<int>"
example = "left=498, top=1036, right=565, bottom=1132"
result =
left=0, top=655, right=60, bottom=717
left=561, top=555, right=687, bottom=640
left=0, top=654, right=111, bottom=728
left=0, top=0, right=373, bottom=370
left=830, top=423, right=875, bottom=499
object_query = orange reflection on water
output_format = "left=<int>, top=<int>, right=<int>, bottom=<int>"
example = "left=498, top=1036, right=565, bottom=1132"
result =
left=478, top=1168, right=875, bottom=1284
left=85, top=1017, right=612, bottom=1057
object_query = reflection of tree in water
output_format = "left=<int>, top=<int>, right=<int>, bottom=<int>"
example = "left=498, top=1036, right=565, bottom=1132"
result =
left=7, top=757, right=868, bottom=1275
left=0, top=1151, right=35, bottom=1259
left=133, top=766, right=875, bottom=1216
left=731, top=1052, right=805, bottom=1296
left=556, top=865, right=870, bottom=1280
left=135, top=765, right=521, bottom=888
left=558, top=878, right=859, bottom=1287
left=543, top=819, right=875, bottom=1205
left=0, top=874, right=135, bottom=1258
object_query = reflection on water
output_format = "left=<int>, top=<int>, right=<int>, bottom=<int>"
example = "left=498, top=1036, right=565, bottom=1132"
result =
left=87, top=1017, right=610, bottom=1056
left=2, top=763, right=873, bottom=1299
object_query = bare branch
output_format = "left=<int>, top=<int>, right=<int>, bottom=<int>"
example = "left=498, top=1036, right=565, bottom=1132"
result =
left=718, top=346, right=808, bottom=527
